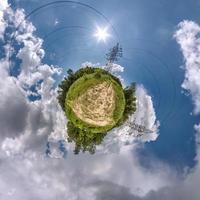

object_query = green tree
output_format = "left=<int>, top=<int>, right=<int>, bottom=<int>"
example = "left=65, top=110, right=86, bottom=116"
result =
left=66, top=121, right=106, bottom=154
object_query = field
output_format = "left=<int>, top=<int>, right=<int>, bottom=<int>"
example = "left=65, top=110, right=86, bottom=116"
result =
left=65, top=72, right=125, bottom=133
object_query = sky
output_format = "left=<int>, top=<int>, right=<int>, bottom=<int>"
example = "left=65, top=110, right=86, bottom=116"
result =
left=1, top=0, right=200, bottom=199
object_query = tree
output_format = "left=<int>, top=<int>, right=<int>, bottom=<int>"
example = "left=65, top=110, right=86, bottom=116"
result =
left=116, top=83, right=137, bottom=126
left=66, top=121, right=106, bottom=154
left=67, top=68, right=73, bottom=76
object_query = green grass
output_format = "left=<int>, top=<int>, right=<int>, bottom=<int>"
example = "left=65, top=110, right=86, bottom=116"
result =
left=65, top=72, right=125, bottom=133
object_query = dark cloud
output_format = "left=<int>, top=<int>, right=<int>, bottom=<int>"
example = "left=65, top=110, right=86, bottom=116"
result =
left=0, top=78, right=29, bottom=139
left=89, top=181, right=140, bottom=200
left=92, top=180, right=200, bottom=200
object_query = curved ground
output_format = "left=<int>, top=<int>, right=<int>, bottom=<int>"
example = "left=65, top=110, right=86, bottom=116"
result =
left=72, top=81, right=115, bottom=126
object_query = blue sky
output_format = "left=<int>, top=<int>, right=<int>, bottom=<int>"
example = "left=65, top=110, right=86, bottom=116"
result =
left=1, top=0, right=200, bottom=199
left=10, top=0, right=200, bottom=169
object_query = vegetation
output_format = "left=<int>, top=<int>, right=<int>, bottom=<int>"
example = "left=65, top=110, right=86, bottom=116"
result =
left=65, top=72, right=125, bottom=133
left=67, top=121, right=107, bottom=154
left=117, top=83, right=137, bottom=126
left=57, top=66, right=137, bottom=154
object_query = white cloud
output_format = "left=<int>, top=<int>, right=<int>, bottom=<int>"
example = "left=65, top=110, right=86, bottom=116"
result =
left=102, top=63, right=124, bottom=73
left=0, top=8, right=66, bottom=155
left=0, top=0, right=8, bottom=10
left=0, top=0, right=8, bottom=39
left=81, top=61, right=100, bottom=68
left=0, top=149, right=176, bottom=200
left=174, top=20, right=200, bottom=114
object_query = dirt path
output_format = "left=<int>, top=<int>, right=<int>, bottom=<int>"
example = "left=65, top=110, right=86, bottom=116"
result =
left=72, top=81, right=115, bottom=126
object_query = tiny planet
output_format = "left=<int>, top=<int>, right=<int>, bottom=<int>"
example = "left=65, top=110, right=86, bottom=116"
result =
left=57, top=44, right=137, bottom=154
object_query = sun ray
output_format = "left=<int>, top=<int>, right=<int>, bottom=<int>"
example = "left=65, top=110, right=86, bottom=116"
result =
left=94, top=26, right=110, bottom=42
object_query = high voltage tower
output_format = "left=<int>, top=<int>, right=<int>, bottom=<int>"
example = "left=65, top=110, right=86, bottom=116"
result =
left=106, top=43, right=123, bottom=64
left=128, top=122, right=154, bottom=137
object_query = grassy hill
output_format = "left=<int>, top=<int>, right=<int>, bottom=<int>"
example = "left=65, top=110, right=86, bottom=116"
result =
left=65, top=72, right=125, bottom=133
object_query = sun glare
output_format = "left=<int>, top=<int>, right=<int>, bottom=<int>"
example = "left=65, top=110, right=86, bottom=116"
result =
left=94, top=26, right=110, bottom=42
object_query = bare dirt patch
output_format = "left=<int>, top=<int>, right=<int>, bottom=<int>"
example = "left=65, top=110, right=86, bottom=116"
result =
left=72, top=81, right=115, bottom=126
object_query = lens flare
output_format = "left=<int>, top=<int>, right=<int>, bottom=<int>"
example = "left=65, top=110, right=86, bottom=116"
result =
left=94, top=26, right=110, bottom=42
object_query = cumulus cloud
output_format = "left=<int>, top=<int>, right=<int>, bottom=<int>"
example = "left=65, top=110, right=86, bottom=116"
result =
left=81, top=61, right=100, bottom=68
left=0, top=4, right=66, bottom=155
left=0, top=0, right=8, bottom=39
left=102, top=63, right=124, bottom=73
left=174, top=20, right=200, bottom=114
left=0, top=149, right=175, bottom=200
